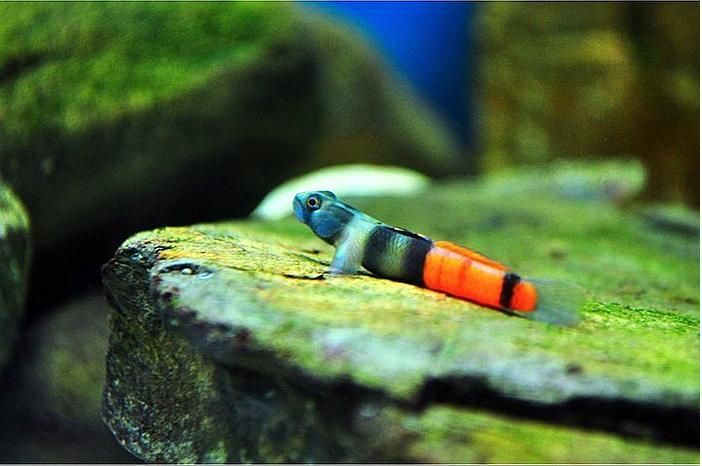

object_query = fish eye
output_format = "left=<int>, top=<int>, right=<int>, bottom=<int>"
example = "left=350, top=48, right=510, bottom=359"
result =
left=306, top=196, right=320, bottom=210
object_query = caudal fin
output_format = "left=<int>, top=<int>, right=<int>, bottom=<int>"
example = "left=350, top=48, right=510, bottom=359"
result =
left=518, top=278, right=585, bottom=326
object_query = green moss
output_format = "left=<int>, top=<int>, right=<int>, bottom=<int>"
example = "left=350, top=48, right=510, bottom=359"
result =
left=102, top=244, right=236, bottom=462
left=202, top=441, right=228, bottom=464
left=0, top=3, right=293, bottom=138
left=1, top=2, right=460, bottom=255
left=0, top=182, right=30, bottom=369
left=0, top=184, right=30, bottom=232
left=398, top=406, right=698, bottom=463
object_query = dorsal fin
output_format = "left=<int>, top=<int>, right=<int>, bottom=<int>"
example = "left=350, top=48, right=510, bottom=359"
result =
left=433, top=241, right=509, bottom=271
left=387, top=225, right=432, bottom=242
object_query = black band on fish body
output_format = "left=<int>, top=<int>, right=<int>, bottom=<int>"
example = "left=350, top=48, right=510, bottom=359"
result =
left=362, top=226, right=391, bottom=276
left=500, top=272, right=521, bottom=309
left=362, top=225, right=432, bottom=286
left=400, top=234, right=432, bottom=286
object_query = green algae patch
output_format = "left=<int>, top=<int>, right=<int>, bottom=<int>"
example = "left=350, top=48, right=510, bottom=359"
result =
left=0, top=2, right=300, bottom=249
left=0, top=3, right=293, bottom=137
left=0, top=182, right=30, bottom=371
left=398, top=405, right=699, bottom=464
left=102, top=168, right=698, bottom=461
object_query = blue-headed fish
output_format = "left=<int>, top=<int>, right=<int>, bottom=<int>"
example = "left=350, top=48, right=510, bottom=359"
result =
left=293, top=191, right=581, bottom=326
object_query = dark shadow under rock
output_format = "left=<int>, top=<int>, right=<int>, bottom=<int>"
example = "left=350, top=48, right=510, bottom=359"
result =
left=0, top=293, right=135, bottom=463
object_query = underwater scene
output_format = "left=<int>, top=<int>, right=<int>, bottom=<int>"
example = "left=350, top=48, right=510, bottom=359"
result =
left=0, top=2, right=699, bottom=463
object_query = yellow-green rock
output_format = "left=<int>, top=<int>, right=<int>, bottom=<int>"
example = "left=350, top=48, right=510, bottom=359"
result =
left=102, top=164, right=698, bottom=462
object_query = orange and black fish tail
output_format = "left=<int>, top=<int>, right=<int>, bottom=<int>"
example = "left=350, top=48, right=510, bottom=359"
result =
left=422, top=242, right=581, bottom=325
left=432, top=240, right=509, bottom=271
left=513, top=278, right=584, bottom=326
left=358, top=226, right=581, bottom=326
left=422, top=243, right=536, bottom=311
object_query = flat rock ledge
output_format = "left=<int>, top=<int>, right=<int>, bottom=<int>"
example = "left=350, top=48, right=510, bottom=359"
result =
left=101, top=220, right=698, bottom=463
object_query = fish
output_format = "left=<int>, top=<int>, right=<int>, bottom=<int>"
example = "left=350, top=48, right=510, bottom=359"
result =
left=293, top=191, right=582, bottom=326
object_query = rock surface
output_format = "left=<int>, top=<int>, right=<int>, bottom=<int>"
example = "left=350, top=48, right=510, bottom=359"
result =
left=102, top=168, right=698, bottom=462
left=0, top=182, right=30, bottom=371
left=0, top=294, right=134, bottom=462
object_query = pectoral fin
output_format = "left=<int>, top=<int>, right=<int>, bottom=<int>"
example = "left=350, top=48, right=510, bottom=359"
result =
left=329, top=237, right=364, bottom=274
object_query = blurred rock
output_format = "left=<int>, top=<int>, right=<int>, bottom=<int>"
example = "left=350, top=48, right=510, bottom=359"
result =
left=640, top=203, right=700, bottom=238
left=0, top=182, right=30, bottom=371
left=0, top=2, right=461, bottom=311
left=477, top=2, right=699, bottom=207
left=0, top=293, right=134, bottom=462
left=101, top=172, right=698, bottom=461
left=250, top=163, right=430, bottom=220
left=476, top=158, right=647, bottom=203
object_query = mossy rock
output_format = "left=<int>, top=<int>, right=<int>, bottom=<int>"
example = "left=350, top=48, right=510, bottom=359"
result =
left=102, top=167, right=698, bottom=462
left=0, top=182, right=30, bottom=371
left=0, top=3, right=459, bottom=253
left=0, top=3, right=460, bottom=312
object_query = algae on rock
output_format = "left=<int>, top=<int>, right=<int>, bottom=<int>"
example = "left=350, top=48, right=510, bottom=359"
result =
left=102, top=167, right=698, bottom=462
left=0, top=182, right=30, bottom=371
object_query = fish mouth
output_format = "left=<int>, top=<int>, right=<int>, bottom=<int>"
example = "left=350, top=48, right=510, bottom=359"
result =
left=292, top=194, right=306, bottom=222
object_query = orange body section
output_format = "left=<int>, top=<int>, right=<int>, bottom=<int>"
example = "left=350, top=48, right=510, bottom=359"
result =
left=511, top=281, right=538, bottom=312
left=423, top=243, right=538, bottom=312
left=432, top=241, right=509, bottom=271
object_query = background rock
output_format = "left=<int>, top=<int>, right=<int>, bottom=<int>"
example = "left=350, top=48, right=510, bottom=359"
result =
left=477, top=2, right=699, bottom=207
left=0, top=294, right=134, bottom=462
left=0, top=2, right=460, bottom=314
left=0, top=182, right=30, bottom=372
left=102, top=166, right=698, bottom=462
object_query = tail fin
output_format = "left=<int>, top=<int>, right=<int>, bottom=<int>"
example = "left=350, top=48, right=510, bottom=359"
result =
left=517, top=278, right=585, bottom=326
